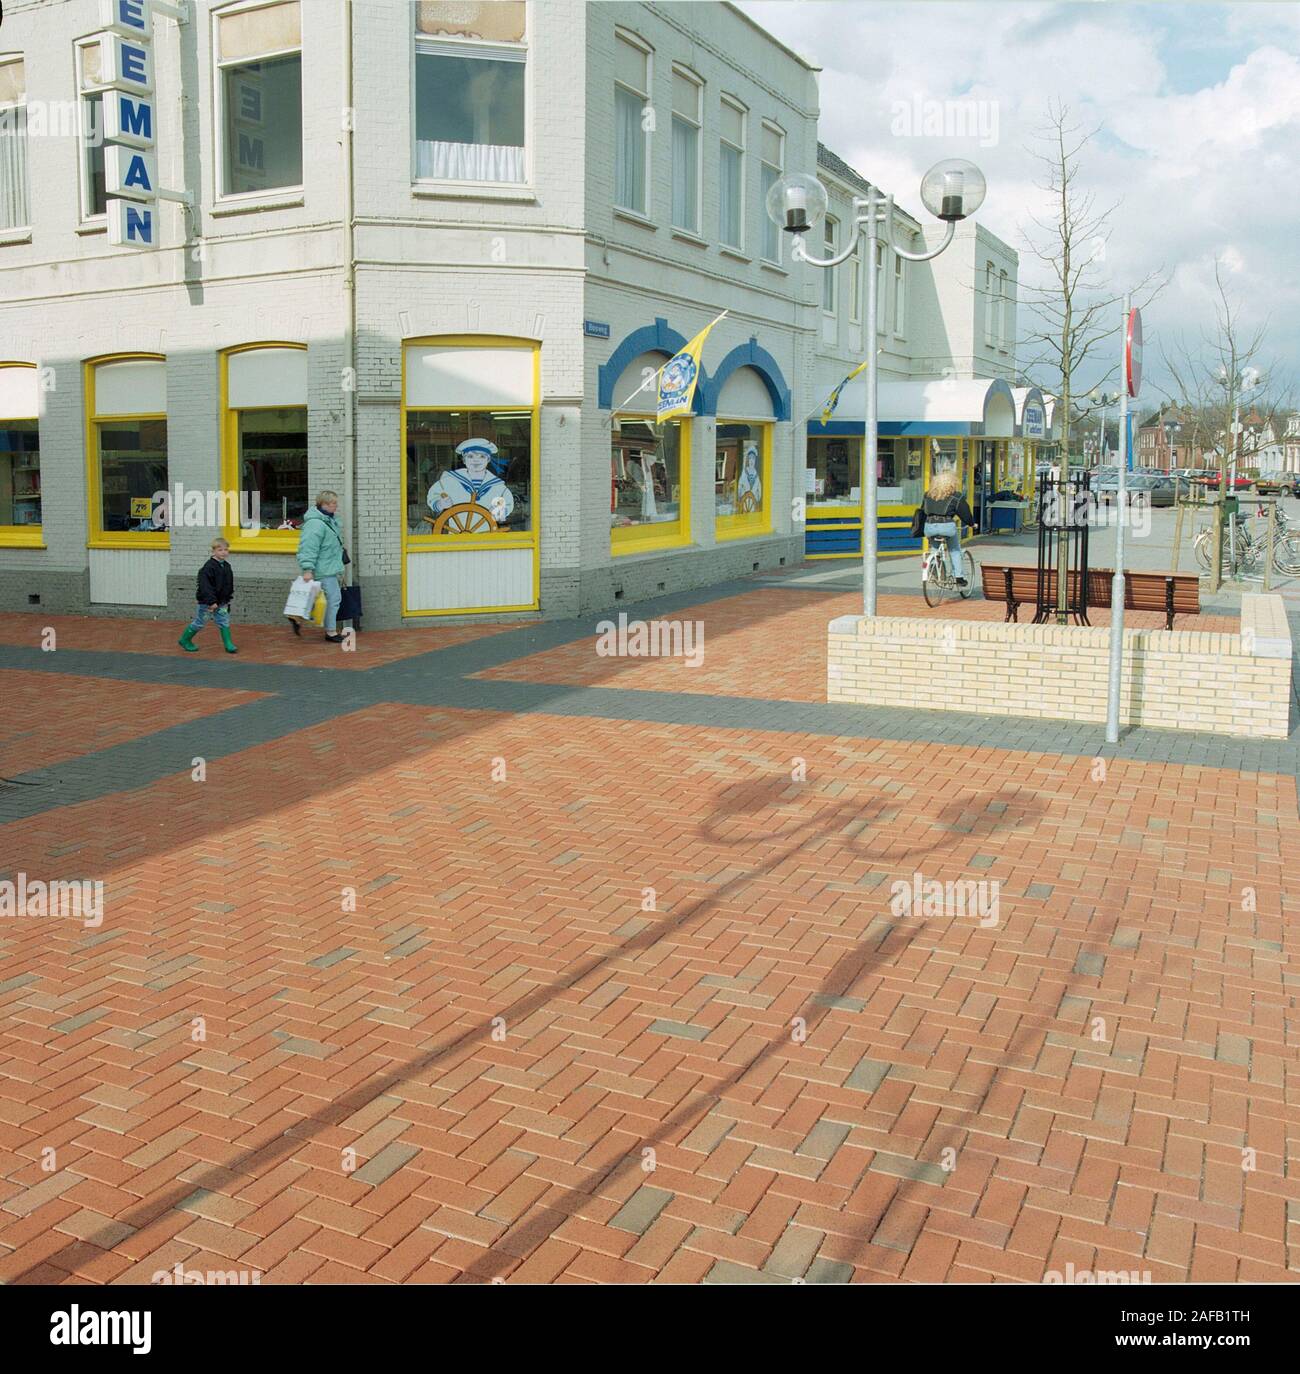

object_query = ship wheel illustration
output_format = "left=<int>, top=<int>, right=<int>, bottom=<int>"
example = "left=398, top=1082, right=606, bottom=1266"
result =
left=424, top=502, right=499, bottom=534
left=738, top=492, right=759, bottom=513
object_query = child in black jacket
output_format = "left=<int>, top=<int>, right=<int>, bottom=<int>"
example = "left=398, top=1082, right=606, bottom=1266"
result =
left=178, top=538, right=237, bottom=654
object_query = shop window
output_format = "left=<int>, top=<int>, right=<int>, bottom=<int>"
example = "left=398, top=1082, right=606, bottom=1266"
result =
left=759, top=122, right=783, bottom=263
left=806, top=436, right=859, bottom=509
left=611, top=416, right=688, bottom=552
left=87, top=357, right=168, bottom=545
left=0, top=58, right=31, bottom=231
left=0, top=364, right=39, bottom=542
left=715, top=421, right=770, bottom=539
left=217, top=0, right=303, bottom=197
left=404, top=341, right=536, bottom=542
left=614, top=30, right=650, bottom=215
left=222, top=344, right=308, bottom=548
left=77, top=40, right=107, bottom=219
left=415, top=1, right=526, bottom=184
left=719, top=97, right=745, bottom=250
left=931, top=437, right=961, bottom=479
left=671, top=67, right=701, bottom=234
left=880, top=437, right=923, bottom=505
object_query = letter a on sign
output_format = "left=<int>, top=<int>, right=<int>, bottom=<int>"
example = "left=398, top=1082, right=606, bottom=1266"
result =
left=105, top=146, right=158, bottom=201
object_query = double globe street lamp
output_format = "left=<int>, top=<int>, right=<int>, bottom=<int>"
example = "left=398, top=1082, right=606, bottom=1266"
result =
left=765, top=159, right=987, bottom=615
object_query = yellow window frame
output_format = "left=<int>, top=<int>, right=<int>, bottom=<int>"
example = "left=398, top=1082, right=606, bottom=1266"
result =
left=399, top=335, right=541, bottom=616
left=219, top=342, right=309, bottom=554
left=715, top=418, right=772, bottom=541
left=0, top=361, right=43, bottom=547
left=84, top=352, right=169, bottom=550
left=611, top=413, right=692, bottom=556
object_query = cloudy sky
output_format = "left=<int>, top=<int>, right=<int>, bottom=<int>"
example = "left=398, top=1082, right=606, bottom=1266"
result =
left=737, top=0, right=1299, bottom=405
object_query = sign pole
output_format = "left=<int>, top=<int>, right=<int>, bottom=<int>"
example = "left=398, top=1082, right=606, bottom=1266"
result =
left=1105, top=296, right=1137, bottom=744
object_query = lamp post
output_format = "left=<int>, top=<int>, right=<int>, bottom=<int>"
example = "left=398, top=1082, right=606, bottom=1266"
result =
left=766, top=159, right=987, bottom=616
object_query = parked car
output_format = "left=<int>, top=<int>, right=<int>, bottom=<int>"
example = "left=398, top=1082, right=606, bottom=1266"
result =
left=1192, top=470, right=1253, bottom=493
left=1253, top=470, right=1300, bottom=497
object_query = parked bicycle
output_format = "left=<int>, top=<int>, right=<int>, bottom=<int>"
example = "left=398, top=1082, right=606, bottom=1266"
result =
left=1193, top=504, right=1300, bottom=577
left=922, top=541, right=979, bottom=607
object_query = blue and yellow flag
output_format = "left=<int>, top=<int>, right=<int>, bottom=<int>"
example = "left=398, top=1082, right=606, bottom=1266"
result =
left=819, top=358, right=869, bottom=425
left=657, top=314, right=725, bottom=421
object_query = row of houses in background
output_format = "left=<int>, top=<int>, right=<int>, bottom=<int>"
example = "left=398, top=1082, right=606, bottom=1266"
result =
left=0, top=0, right=1047, bottom=628
left=1135, top=407, right=1300, bottom=473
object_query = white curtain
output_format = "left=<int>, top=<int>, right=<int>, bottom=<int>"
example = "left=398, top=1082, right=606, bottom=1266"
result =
left=416, top=139, right=523, bottom=183
left=719, top=143, right=741, bottom=247
left=614, top=86, right=644, bottom=212
left=0, top=109, right=30, bottom=230
left=671, top=118, right=697, bottom=231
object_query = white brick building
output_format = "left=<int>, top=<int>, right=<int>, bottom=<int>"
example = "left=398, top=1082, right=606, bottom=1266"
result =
left=0, top=0, right=1020, bottom=627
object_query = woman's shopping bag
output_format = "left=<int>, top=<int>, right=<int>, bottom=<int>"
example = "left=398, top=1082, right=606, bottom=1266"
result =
left=337, top=584, right=362, bottom=626
left=309, top=590, right=327, bottom=626
left=282, top=576, right=321, bottom=621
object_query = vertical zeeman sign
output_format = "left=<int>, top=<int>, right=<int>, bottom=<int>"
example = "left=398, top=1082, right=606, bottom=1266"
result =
left=96, top=0, right=189, bottom=249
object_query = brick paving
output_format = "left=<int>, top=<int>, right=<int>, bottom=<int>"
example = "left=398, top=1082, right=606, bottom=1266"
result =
left=477, top=589, right=1239, bottom=703
left=0, top=671, right=266, bottom=773
left=0, top=579, right=1297, bottom=1285
left=0, top=612, right=511, bottom=672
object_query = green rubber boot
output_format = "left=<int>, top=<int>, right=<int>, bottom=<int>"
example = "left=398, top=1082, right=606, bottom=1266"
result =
left=219, top=624, right=238, bottom=654
left=178, top=625, right=199, bottom=653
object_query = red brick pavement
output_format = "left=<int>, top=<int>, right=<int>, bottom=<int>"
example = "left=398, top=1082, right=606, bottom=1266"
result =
left=477, top=590, right=1240, bottom=704
left=1, top=699, right=1295, bottom=1284
left=0, top=671, right=266, bottom=773
left=0, top=612, right=510, bottom=671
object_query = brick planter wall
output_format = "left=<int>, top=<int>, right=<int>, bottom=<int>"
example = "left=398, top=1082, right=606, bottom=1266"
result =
left=827, top=593, right=1292, bottom=739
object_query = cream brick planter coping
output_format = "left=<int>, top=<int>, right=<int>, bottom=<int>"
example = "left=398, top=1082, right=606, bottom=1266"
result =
left=827, top=593, right=1293, bottom=740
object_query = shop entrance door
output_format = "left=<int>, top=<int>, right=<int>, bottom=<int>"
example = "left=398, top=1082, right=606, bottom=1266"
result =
left=976, top=441, right=996, bottom=533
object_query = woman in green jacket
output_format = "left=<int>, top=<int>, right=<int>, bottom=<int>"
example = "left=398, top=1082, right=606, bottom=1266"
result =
left=294, top=490, right=347, bottom=642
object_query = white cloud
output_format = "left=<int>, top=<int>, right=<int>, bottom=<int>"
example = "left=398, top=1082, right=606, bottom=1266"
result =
left=737, top=1, right=1299, bottom=398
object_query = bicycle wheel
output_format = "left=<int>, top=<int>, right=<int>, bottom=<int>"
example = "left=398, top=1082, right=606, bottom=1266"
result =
left=1274, top=533, right=1300, bottom=575
left=959, top=552, right=978, bottom=598
left=1193, top=530, right=1214, bottom=571
left=922, top=557, right=944, bottom=608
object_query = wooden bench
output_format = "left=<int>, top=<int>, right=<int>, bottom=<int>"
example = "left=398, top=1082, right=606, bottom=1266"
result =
left=981, top=564, right=1200, bottom=630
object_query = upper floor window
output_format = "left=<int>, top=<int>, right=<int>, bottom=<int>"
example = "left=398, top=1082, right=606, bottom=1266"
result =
left=759, top=121, right=783, bottom=263
left=216, top=0, right=303, bottom=197
left=77, top=39, right=108, bottom=219
left=416, top=1, right=526, bottom=184
left=875, top=243, right=885, bottom=331
left=894, top=254, right=906, bottom=335
left=984, top=260, right=997, bottom=346
left=822, top=215, right=837, bottom=313
left=719, top=96, right=745, bottom=250
left=998, top=268, right=1010, bottom=349
left=848, top=236, right=861, bottom=323
left=613, top=30, right=650, bottom=215
left=670, top=67, right=702, bottom=234
left=0, top=58, right=31, bottom=232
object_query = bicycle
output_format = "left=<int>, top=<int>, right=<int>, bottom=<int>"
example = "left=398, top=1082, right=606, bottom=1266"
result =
left=922, top=537, right=978, bottom=607
left=1193, top=506, right=1300, bottom=577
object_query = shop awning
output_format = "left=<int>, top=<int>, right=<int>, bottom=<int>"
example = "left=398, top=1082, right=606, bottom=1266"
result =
left=808, top=376, right=1018, bottom=437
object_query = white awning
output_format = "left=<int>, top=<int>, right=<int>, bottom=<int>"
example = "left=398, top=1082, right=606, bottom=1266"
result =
left=813, top=375, right=1017, bottom=436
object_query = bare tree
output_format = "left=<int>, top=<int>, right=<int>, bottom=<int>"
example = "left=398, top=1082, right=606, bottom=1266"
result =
left=1160, top=258, right=1295, bottom=588
left=1018, top=100, right=1162, bottom=618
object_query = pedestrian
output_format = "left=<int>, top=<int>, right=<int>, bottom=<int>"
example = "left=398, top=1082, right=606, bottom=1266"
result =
left=294, top=489, right=347, bottom=644
left=178, top=537, right=237, bottom=654
left=920, top=468, right=976, bottom=586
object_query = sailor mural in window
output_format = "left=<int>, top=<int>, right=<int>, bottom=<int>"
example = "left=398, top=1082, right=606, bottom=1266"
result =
left=426, top=437, right=514, bottom=532
left=737, top=442, right=762, bottom=512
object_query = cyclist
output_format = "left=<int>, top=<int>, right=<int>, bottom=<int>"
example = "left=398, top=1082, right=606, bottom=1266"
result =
left=920, top=469, right=976, bottom=586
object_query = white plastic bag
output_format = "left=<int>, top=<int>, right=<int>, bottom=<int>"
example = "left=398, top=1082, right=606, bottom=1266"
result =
left=283, top=576, right=322, bottom=620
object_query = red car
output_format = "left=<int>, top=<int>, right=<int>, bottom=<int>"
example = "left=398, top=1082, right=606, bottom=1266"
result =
left=1192, top=471, right=1253, bottom=492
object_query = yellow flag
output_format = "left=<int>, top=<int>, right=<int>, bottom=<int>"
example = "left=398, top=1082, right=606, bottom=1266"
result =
left=657, top=317, right=723, bottom=421
left=819, top=358, right=869, bottom=425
